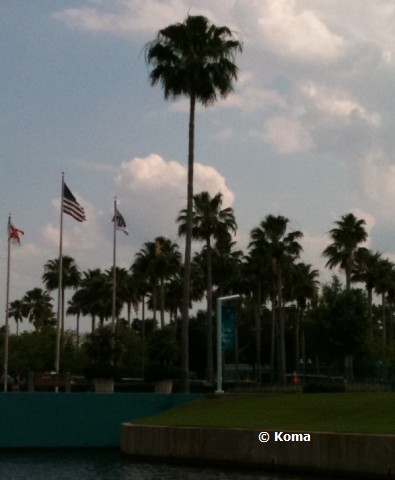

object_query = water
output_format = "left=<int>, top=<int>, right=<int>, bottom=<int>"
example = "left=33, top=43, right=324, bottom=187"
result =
left=0, top=450, right=331, bottom=480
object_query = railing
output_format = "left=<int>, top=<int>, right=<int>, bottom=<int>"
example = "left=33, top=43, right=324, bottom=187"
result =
left=28, top=372, right=72, bottom=392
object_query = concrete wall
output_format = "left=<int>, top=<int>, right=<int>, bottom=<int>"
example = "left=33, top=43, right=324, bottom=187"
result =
left=0, top=393, right=201, bottom=448
left=121, top=425, right=395, bottom=479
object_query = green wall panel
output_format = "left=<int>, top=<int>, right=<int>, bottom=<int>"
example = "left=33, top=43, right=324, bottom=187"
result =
left=0, top=393, right=201, bottom=448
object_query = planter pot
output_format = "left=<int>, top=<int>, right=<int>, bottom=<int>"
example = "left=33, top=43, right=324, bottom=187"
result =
left=154, top=380, right=173, bottom=393
left=93, top=378, right=114, bottom=393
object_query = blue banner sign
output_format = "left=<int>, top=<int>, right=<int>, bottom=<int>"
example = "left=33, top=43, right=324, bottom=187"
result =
left=221, top=305, right=236, bottom=351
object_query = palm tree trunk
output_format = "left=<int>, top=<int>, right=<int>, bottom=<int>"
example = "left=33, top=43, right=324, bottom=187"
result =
left=255, top=280, right=261, bottom=384
left=160, top=276, right=165, bottom=329
left=382, top=292, right=387, bottom=360
left=181, top=92, right=196, bottom=393
left=141, top=293, right=146, bottom=378
left=206, top=235, right=214, bottom=383
left=344, top=264, right=353, bottom=380
left=152, top=283, right=158, bottom=323
left=345, top=264, right=351, bottom=291
left=270, top=292, right=276, bottom=383
left=76, top=313, right=80, bottom=348
left=367, top=287, right=373, bottom=343
left=127, top=302, right=131, bottom=329
left=295, top=307, right=301, bottom=371
left=277, top=268, right=287, bottom=386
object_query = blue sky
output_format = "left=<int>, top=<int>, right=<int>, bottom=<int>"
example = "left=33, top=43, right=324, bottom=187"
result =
left=2, top=0, right=395, bottom=331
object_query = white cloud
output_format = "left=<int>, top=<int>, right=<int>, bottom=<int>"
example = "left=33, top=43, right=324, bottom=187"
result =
left=301, top=82, right=380, bottom=126
left=219, top=86, right=287, bottom=112
left=115, top=153, right=235, bottom=242
left=55, top=0, right=203, bottom=36
left=258, top=0, right=345, bottom=61
left=354, top=151, right=395, bottom=220
left=117, top=153, right=233, bottom=202
left=41, top=197, right=103, bottom=253
left=262, top=115, right=313, bottom=154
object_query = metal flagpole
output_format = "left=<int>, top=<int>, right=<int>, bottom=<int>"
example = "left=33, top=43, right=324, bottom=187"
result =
left=111, top=197, right=117, bottom=333
left=55, top=173, right=64, bottom=379
left=3, top=214, right=11, bottom=392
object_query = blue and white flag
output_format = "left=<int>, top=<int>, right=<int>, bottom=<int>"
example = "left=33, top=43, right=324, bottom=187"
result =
left=112, top=208, right=128, bottom=235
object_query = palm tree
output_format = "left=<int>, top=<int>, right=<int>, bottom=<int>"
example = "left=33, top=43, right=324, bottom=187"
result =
left=242, top=248, right=272, bottom=383
left=129, top=266, right=150, bottom=333
left=133, top=242, right=159, bottom=323
left=250, top=215, right=303, bottom=385
left=373, top=258, right=395, bottom=360
left=352, top=248, right=382, bottom=341
left=287, top=262, right=319, bottom=370
left=117, top=268, right=139, bottom=329
left=323, top=213, right=368, bottom=290
left=42, top=255, right=81, bottom=335
left=323, top=213, right=368, bottom=381
left=105, top=266, right=139, bottom=331
left=67, top=293, right=84, bottom=347
left=75, top=269, right=114, bottom=332
left=212, top=237, right=244, bottom=297
left=22, top=288, right=54, bottom=331
left=178, top=191, right=237, bottom=383
left=8, top=299, right=26, bottom=335
left=133, top=237, right=181, bottom=328
left=146, top=15, right=242, bottom=391
left=154, top=237, right=182, bottom=328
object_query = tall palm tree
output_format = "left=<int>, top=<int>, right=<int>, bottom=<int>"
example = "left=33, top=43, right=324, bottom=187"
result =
left=178, top=191, right=237, bottom=383
left=129, top=266, right=150, bottom=333
left=250, top=215, right=303, bottom=385
left=243, top=248, right=272, bottom=383
left=352, top=248, right=382, bottom=341
left=42, top=255, right=81, bottom=335
left=118, top=268, right=139, bottom=329
left=286, top=262, right=319, bottom=370
left=67, top=294, right=84, bottom=347
left=212, top=237, right=244, bottom=297
left=22, top=288, right=54, bottom=331
left=323, top=213, right=368, bottom=381
left=133, top=242, right=159, bottom=323
left=76, top=269, right=114, bottom=332
left=146, top=15, right=242, bottom=391
left=105, top=266, right=139, bottom=331
left=374, top=258, right=395, bottom=360
left=8, top=299, right=26, bottom=335
left=323, top=213, right=368, bottom=290
left=133, top=237, right=181, bottom=328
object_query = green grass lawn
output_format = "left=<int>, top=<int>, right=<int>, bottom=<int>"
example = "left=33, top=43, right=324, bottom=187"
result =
left=134, top=393, right=395, bottom=434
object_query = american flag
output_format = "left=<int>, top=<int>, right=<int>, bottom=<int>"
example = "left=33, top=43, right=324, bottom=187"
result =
left=112, top=208, right=128, bottom=235
left=63, top=183, right=86, bottom=222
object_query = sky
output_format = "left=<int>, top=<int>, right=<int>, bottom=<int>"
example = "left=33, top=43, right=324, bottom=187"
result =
left=2, top=0, right=395, bottom=332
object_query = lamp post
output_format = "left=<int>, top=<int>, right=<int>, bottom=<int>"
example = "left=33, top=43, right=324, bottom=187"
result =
left=299, top=358, right=305, bottom=384
left=216, top=294, right=240, bottom=394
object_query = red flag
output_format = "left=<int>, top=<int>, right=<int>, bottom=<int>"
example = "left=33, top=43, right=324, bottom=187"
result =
left=9, top=223, right=24, bottom=246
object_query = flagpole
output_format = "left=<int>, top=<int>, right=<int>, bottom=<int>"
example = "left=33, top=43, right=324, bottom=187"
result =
left=55, top=173, right=64, bottom=378
left=3, top=214, right=11, bottom=392
left=112, top=197, right=117, bottom=333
